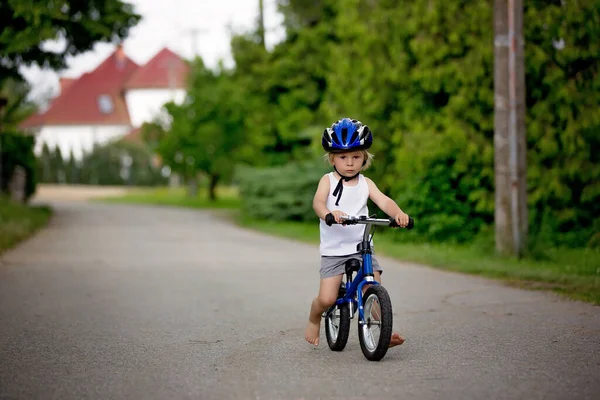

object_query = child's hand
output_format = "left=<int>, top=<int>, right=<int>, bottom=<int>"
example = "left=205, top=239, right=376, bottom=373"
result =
left=393, top=212, right=410, bottom=228
left=331, top=210, right=347, bottom=224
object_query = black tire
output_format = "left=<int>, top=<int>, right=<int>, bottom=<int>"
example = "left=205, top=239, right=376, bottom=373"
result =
left=325, top=303, right=351, bottom=351
left=358, top=285, right=393, bottom=361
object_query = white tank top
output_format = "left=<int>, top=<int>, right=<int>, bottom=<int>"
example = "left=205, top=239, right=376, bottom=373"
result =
left=319, top=172, right=370, bottom=256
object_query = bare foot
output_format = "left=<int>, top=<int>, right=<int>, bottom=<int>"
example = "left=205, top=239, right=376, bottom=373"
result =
left=305, top=320, right=320, bottom=346
left=389, top=332, right=405, bottom=348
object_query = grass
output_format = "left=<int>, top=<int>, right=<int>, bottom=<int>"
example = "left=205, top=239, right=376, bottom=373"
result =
left=99, top=186, right=241, bottom=209
left=0, top=196, right=52, bottom=255
left=102, top=187, right=600, bottom=305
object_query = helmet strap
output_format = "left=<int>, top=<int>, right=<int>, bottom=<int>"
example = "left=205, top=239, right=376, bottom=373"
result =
left=332, top=166, right=360, bottom=206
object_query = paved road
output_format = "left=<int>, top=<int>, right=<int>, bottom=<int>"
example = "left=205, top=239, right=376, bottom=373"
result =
left=1, top=200, right=599, bottom=400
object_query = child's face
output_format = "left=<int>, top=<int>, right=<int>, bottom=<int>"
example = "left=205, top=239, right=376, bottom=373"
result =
left=332, top=151, right=365, bottom=176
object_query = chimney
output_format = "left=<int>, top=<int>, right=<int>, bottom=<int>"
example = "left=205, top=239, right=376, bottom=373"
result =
left=59, top=78, right=75, bottom=94
left=115, top=44, right=127, bottom=69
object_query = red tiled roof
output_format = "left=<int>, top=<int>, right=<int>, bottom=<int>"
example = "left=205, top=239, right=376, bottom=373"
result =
left=124, top=48, right=189, bottom=90
left=21, top=47, right=139, bottom=128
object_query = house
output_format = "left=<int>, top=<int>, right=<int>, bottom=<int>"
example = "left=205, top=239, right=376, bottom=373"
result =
left=21, top=46, right=189, bottom=160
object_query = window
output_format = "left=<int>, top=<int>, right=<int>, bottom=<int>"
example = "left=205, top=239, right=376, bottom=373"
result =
left=97, top=95, right=113, bottom=114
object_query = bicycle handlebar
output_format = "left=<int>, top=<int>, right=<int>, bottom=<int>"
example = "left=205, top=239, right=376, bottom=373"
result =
left=325, top=214, right=414, bottom=230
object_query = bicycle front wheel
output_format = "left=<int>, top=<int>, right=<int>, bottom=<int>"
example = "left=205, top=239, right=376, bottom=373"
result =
left=358, top=285, right=393, bottom=361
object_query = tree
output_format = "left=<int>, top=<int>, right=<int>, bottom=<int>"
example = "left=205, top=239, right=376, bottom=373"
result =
left=0, top=78, right=37, bottom=132
left=230, top=2, right=338, bottom=166
left=0, top=0, right=141, bottom=85
left=158, top=59, right=246, bottom=200
left=277, top=0, right=337, bottom=32
left=37, top=142, right=52, bottom=183
left=65, top=149, right=78, bottom=184
left=0, top=78, right=37, bottom=192
left=50, top=146, right=65, bottom=184
left=523, top=0, right=600, bottom=247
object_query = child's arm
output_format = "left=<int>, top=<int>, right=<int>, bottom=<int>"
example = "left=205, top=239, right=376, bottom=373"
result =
left=313, top=175, right=332, bottom=220
left=365, top=177, right=410, bottom=227
left=313, top=175, right=346, bottom=223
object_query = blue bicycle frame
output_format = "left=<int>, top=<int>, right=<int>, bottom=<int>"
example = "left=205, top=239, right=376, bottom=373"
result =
left=332, top=216, right=395, bottom=323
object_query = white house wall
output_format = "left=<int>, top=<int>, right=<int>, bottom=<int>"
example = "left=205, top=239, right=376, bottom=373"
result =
left=124, top=89, right=186, bottom=128
left=33, top=125, right=130, bottom=161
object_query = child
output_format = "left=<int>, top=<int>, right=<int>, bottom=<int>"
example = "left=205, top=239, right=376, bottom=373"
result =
left=304, top=117, right=410, bottom=347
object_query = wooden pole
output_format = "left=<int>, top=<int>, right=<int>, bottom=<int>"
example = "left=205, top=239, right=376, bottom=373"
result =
left=0, top=97, right=7, bottom=194
left=494, top=0, right=528, bottom=257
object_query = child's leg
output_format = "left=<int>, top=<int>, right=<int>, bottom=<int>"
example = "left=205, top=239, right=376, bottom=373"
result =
left=305, top=274, right=343, bottom=346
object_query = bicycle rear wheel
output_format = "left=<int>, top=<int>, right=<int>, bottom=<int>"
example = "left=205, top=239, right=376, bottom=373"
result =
left=358, top=285, right=393, bottom=361
left=325, top=303, right=350, bottom=351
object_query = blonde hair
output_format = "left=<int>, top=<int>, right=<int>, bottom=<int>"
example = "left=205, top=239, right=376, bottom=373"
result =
left=323, top=150, right=374, bottom=170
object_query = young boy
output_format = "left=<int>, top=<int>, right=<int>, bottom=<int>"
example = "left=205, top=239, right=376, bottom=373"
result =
left=305, top=118, right=410, bottom=347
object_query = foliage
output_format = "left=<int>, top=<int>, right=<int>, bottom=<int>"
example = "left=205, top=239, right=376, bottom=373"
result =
left=237, top=161, right=328, bottom=222
left=0, top=79, right=38, bottom=199
left=0, top=78, right=37, bottom=132
left=229, top=22, right=333, bottom=166
left=151, top=0, right=598, bottom=248
left=36, top=140, right=166, bottom=186
left=0, top=0, right=140, bottom=84
left=277, top=0, right=337, bottom=32
left=79, top=140, right=165, bottom=186
left=524, top=0, right=600, bottom=248
left=317, top=0, right=495, bottom=244
left=156, top=59, right=246, bottom=200
left=1, top=0, right=142, bottom=199
left=316, top=0, right=597, bottom=247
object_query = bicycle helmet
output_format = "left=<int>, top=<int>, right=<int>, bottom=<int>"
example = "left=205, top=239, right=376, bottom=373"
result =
left=322, top=118, right=373, bottom=153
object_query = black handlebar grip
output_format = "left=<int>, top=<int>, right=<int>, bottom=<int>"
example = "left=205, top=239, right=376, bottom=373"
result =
left=325, top=213, right=335, bottom=226
left=389, top=216, right=415, bottom=230
left=406, top=217, right=414, bottom=230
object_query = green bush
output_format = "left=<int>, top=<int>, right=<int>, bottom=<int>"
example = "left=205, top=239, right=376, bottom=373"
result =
left=0, top=132, right=37, bottom=200
left=389, top=126, right=494, bottom=244
left=79, top=140, right=166, bottom=186
left=237, top=161, right=328, bottom=222
left=36, top=139, right=167, bottom=186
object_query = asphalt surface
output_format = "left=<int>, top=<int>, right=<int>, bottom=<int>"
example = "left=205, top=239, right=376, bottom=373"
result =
left=1, top=200, right=599, bottom=400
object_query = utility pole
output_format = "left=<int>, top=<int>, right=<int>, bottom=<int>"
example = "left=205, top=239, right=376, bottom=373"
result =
left=0, top=97, right=7, bottom=194
left=494, top=0, right=528, bottom=257
left=189, top=28, right=200, bottom=57
left=258, top=0, right=266, bottom=48
left=183, top=28, right=208, bottom=58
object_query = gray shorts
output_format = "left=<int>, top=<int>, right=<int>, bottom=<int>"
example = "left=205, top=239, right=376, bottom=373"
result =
left=320, top=253, right=382, bottom=279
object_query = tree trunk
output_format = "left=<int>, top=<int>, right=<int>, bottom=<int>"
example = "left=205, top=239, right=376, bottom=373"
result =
left=208, top=174, right=220, bottom=201
left=8, top=165, right=26, bottom=203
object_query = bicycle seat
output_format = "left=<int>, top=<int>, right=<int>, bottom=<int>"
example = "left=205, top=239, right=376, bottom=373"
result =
left=344, top=259, right=361, bottom=275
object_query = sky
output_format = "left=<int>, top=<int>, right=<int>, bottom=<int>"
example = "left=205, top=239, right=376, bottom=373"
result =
left=20, top=0, right=286, bottom=104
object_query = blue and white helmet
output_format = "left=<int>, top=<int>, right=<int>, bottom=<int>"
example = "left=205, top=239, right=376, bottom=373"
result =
left=322, top=118, right=373, bottom=153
